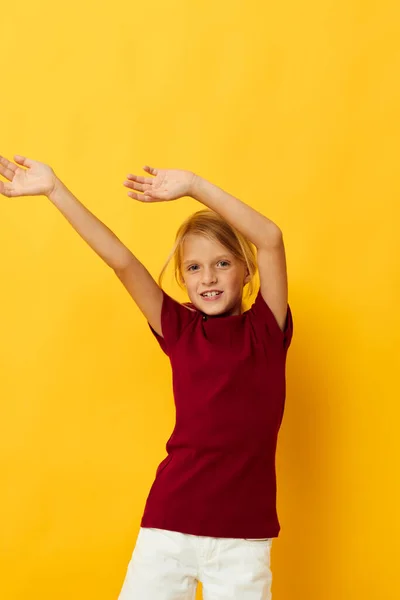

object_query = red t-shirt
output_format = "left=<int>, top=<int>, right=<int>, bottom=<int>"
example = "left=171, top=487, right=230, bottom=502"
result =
left=140, top=287, right=293, bottom=539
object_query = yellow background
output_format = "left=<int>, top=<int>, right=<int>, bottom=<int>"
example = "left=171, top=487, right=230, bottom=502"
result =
left=1, top=1, right=399, bottom=598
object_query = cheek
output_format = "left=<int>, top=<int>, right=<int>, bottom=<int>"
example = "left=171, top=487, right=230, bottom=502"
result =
left=226, top=271, right=243, bottom=286
left=184, top=277, right=197, bottom=293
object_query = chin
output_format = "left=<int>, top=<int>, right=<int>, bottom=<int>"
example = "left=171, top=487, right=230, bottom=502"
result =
left=204, top=301, right=236, bottom=318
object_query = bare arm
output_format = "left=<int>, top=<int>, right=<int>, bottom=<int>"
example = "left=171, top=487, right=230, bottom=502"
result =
left=0, top=155, right=163, bottom=336
left=124, top=166, right=288, bottom=331
left=48, top=178, right=132, bottom=270
left=190, top=175, right=282, bottom=249
left=190, top=176, right=288, bottom=331
left=114, top=258, right=163, bottom=336
left=48, top=179, right=164, bottom=336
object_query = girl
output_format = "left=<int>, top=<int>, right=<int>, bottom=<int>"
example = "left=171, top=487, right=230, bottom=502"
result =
left=0, top=154, right=293, bottom=600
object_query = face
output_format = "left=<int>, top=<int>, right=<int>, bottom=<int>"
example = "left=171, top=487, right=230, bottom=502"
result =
left=181, top=234, right=250, bottom=316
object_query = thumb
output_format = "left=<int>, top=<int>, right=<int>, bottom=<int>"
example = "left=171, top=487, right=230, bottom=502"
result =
left=0, top=182, right=19, bottom=198
left=14, top=155, right=34, bottom=168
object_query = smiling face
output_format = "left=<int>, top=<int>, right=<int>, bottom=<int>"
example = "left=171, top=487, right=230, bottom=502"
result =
left=180, top=234, right=251, bottom=316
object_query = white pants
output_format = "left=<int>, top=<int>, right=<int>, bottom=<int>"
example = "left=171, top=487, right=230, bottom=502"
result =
left=118, top=527, right=273, bottom=600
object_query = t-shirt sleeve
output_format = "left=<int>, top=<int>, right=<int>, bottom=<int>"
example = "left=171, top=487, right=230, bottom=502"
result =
left=147, top=289, right=197, bottom=355
left=248, top=287, right=293, bottom=351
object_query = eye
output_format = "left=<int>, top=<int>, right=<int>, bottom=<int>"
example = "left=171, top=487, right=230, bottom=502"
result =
left=187, top=264, right=199, bottom=272
left=218, top=260, right=230, bottom=267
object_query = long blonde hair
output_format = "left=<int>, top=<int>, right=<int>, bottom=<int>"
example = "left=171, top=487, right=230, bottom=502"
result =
left=158, top=209, right=258, bottom=304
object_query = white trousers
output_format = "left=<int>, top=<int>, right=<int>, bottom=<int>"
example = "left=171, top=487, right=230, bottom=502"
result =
left=118, top=527, right=273, bottom=600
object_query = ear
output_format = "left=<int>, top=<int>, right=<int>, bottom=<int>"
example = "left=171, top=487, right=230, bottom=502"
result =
left=243, top=269, right=251, bottom=285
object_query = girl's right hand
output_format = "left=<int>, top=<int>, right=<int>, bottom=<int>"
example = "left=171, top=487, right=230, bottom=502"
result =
left=0, top=155, right=58, bottom=198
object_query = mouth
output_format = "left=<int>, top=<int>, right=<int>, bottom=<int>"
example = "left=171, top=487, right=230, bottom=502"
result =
left=200, top=290, right=224, bottom=302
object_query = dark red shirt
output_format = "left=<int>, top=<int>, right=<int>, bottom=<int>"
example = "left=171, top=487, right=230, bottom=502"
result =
left=140, top=287, right=293, bottom=538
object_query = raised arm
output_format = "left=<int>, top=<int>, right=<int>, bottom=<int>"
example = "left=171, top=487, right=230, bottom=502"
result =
left=124, top=165, right=288, bottom=332
left=0, top=155, right=164, bottom=336
left=189, top=176, right=288, bottom=332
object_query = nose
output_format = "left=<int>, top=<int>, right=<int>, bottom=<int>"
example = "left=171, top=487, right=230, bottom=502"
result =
left=202, top=267, right=217, bottom=285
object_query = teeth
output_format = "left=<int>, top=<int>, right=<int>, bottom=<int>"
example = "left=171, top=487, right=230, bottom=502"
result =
left=202, top=291, right=221, bottom=297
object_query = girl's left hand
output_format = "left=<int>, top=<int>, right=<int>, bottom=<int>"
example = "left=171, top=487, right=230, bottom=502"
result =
left=123, top=166, right=196, bottom=202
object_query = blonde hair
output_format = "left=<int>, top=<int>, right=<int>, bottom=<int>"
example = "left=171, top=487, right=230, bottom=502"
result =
left=158, top=209, right=258, bottom=303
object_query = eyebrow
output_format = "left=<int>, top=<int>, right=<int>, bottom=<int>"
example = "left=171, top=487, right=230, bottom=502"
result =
left=182, top=255, right=231, bottom=266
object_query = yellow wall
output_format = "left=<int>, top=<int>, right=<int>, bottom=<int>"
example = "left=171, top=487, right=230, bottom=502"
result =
left=1, top=1, right=399, bottom=598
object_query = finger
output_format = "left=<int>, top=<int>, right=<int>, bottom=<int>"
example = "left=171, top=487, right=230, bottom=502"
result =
left=127, top=191, right=152, bottom=202
left=126, top=173, right=152, bottom=185
left=14, top=155, right=34, bottom=168
left=123, top=180, right=153, bottom=193
left=143, top=165, right=158, bottom=176
left=0, top=182, right=17, bottom=197
left=0, top=156, right=17, bottom=179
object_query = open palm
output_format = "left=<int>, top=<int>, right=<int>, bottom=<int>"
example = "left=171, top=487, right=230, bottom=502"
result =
left=0, top=155, right=57, bottom=198
left=124, top=166, right=196, bottom=202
